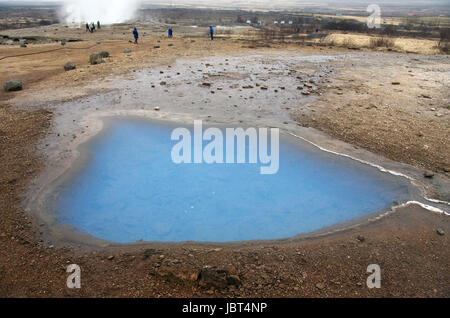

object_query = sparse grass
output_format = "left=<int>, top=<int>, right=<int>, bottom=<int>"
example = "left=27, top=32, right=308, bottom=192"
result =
left=369, top=36, right=396, bottom=48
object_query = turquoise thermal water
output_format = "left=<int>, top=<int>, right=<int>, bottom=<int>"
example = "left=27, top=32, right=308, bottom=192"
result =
left=56, top=119, right=410, bottom=243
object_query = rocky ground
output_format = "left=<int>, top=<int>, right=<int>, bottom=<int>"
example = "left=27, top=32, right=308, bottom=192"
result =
left=0, top=24, right=449, bottom=297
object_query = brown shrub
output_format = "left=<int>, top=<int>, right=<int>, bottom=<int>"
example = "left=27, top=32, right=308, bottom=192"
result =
left=369, top=36, right=396, bottom=48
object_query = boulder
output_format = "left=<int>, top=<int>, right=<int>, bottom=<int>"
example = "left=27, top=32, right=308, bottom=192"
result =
left=64, top=61, right=76, bottom=71
left=3, top=79, right=22, bottom=92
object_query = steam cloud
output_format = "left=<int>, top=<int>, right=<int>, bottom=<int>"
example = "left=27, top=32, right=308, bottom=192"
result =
left=60, top=0, right=141, bottom=25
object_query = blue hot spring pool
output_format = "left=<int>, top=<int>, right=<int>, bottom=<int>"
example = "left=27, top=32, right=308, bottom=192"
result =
left=55, top=119, right=411, bottom=243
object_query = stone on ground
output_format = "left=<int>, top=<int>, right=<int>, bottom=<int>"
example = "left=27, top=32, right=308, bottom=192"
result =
left=197, top=268, right=241, bottom=289
left=3, top=79, right=22, bottom=92
left=89, top=53, right=104, bottom=65
left=423, top=170, right=435, bottom=178
left=64, top=61, right=76, bottom=71
left=124, top=47, right=131, bottom=53
left=98, top=51, right=110, bottom=58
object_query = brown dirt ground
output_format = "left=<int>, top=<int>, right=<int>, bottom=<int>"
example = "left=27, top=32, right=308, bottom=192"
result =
left=0, top=27, right=449, bottom=297
left=291, top=55, right=450, bottom=177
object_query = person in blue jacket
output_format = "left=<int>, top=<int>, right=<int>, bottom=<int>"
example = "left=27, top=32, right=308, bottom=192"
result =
left=133, top=27, right=139, bottom=44
left=209, top=25, right=214, bottom=40
left=168, top=28, right=173, bottom=38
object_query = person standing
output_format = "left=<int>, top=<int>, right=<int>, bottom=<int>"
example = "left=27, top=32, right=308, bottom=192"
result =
left=85, top=23, right=90, bottom=32
left=168, top=28, right=173, bottom=38
left=133, top=27, right=139, bottom=44
left=209, top=25, right=214, bottom=40
left=97, top=21, right=101, bottom=29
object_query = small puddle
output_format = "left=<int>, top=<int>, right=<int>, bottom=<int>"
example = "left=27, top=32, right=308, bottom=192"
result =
left=53, top=118, right=413, bottom=243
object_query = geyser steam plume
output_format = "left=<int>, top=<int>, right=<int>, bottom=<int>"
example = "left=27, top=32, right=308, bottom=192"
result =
left=60, top=0, right=141, bottom=25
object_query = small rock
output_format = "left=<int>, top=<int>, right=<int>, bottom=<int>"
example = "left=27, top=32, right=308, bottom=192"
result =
left=124, top=47, right=131, bottom=53
left=168, top=43, right=173, bottom=47
left=98, top=51, right=110, bottom=58
left=64, top=61, right=76, bottom=71
left=197, top=268, right=240, bottom=289
left=315, top=283, right=325, bottom=290
left=154, top=106, right=160, bottom=111
left=160, top=81, right=166, bottom=85
left=3, top=79, right=22, bottom=92
left=421, top=94, right=431, bottom=99
left=107, top=255, right=114, bottom=260
left=436, top=228, right=445, bottom=236
left=357, top=235, right=365, bottom=242
left=154, top=45, right=160, bottom=49
left=391, top=81, right=400, bottom=85
left=89, top=53, right=104, bottom=65
left=423, top=170, right=435, bottom=178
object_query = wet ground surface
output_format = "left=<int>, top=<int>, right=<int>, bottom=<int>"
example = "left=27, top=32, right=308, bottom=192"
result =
left=48, top=53, right=340, bottom=138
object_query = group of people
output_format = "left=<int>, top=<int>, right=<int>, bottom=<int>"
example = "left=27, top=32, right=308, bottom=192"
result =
left=86, top=21, right=101, bottom=33
left=84, top=23, right=214, bottom=42
left=131, top=25, right=214, bottom=44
